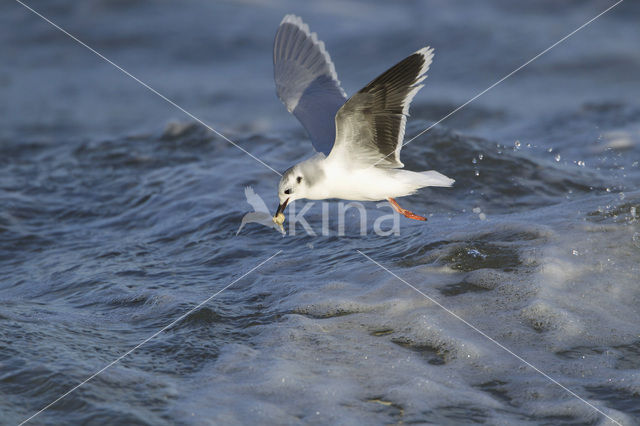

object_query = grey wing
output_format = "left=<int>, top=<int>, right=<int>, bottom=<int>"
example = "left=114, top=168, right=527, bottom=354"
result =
left=329, top=47, right=434, bottom=168
left=274, top=15, right=347, bottom=155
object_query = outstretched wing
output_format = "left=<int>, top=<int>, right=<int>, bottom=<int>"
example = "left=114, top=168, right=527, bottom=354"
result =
left=328, top=47, right=433, bottom=168
left=273, top=15, right=347, bottom=155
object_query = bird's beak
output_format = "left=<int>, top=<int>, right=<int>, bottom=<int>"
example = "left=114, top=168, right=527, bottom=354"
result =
left=273, top=198, right=289, bottom=225
left=275, top=198, right=289, bottom=216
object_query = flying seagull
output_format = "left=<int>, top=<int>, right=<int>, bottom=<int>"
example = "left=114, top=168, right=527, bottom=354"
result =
left=272, top=15, right=454, bottom=225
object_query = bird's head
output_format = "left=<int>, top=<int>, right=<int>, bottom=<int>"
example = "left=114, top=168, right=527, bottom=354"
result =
left=274, top=166, right=307, bottom=225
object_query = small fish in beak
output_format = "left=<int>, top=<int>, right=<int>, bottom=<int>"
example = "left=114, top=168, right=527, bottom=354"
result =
left=273, top=212, right=285, bottom=227
left=273, top=198, right=289, bottom=226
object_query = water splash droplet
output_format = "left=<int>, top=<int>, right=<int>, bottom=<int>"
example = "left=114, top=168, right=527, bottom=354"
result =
left=467, top=249, right=486, bottom=259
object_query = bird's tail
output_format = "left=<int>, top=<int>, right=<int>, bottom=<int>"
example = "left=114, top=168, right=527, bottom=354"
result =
left=416, top=170, right=455, bottom=187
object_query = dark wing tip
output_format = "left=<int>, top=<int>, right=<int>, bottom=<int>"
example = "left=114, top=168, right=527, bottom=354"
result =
left=361, top=46, right=433, bottom=98
left=333, top=46, right=435, bottom=167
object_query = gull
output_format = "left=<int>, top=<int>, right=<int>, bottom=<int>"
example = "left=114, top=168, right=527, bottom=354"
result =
left=272, top=15, right=454, bottom=225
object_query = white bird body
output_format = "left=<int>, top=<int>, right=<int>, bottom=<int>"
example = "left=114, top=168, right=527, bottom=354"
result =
left=294, top=154, right=453, bottom=202
left=272, top=15, right=454, bottom=222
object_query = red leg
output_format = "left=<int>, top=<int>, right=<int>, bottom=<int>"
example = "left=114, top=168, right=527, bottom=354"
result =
left=388, top=198, right=427, bottom=221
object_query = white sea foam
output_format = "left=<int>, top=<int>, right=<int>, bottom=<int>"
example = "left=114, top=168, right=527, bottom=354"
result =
left=170, top=194, right=639, bottom=424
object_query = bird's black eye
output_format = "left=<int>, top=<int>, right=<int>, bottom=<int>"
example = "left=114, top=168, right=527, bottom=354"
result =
left=296, top=176, right=302, bottom=183
left=284, top=189, right=291, bottom=195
